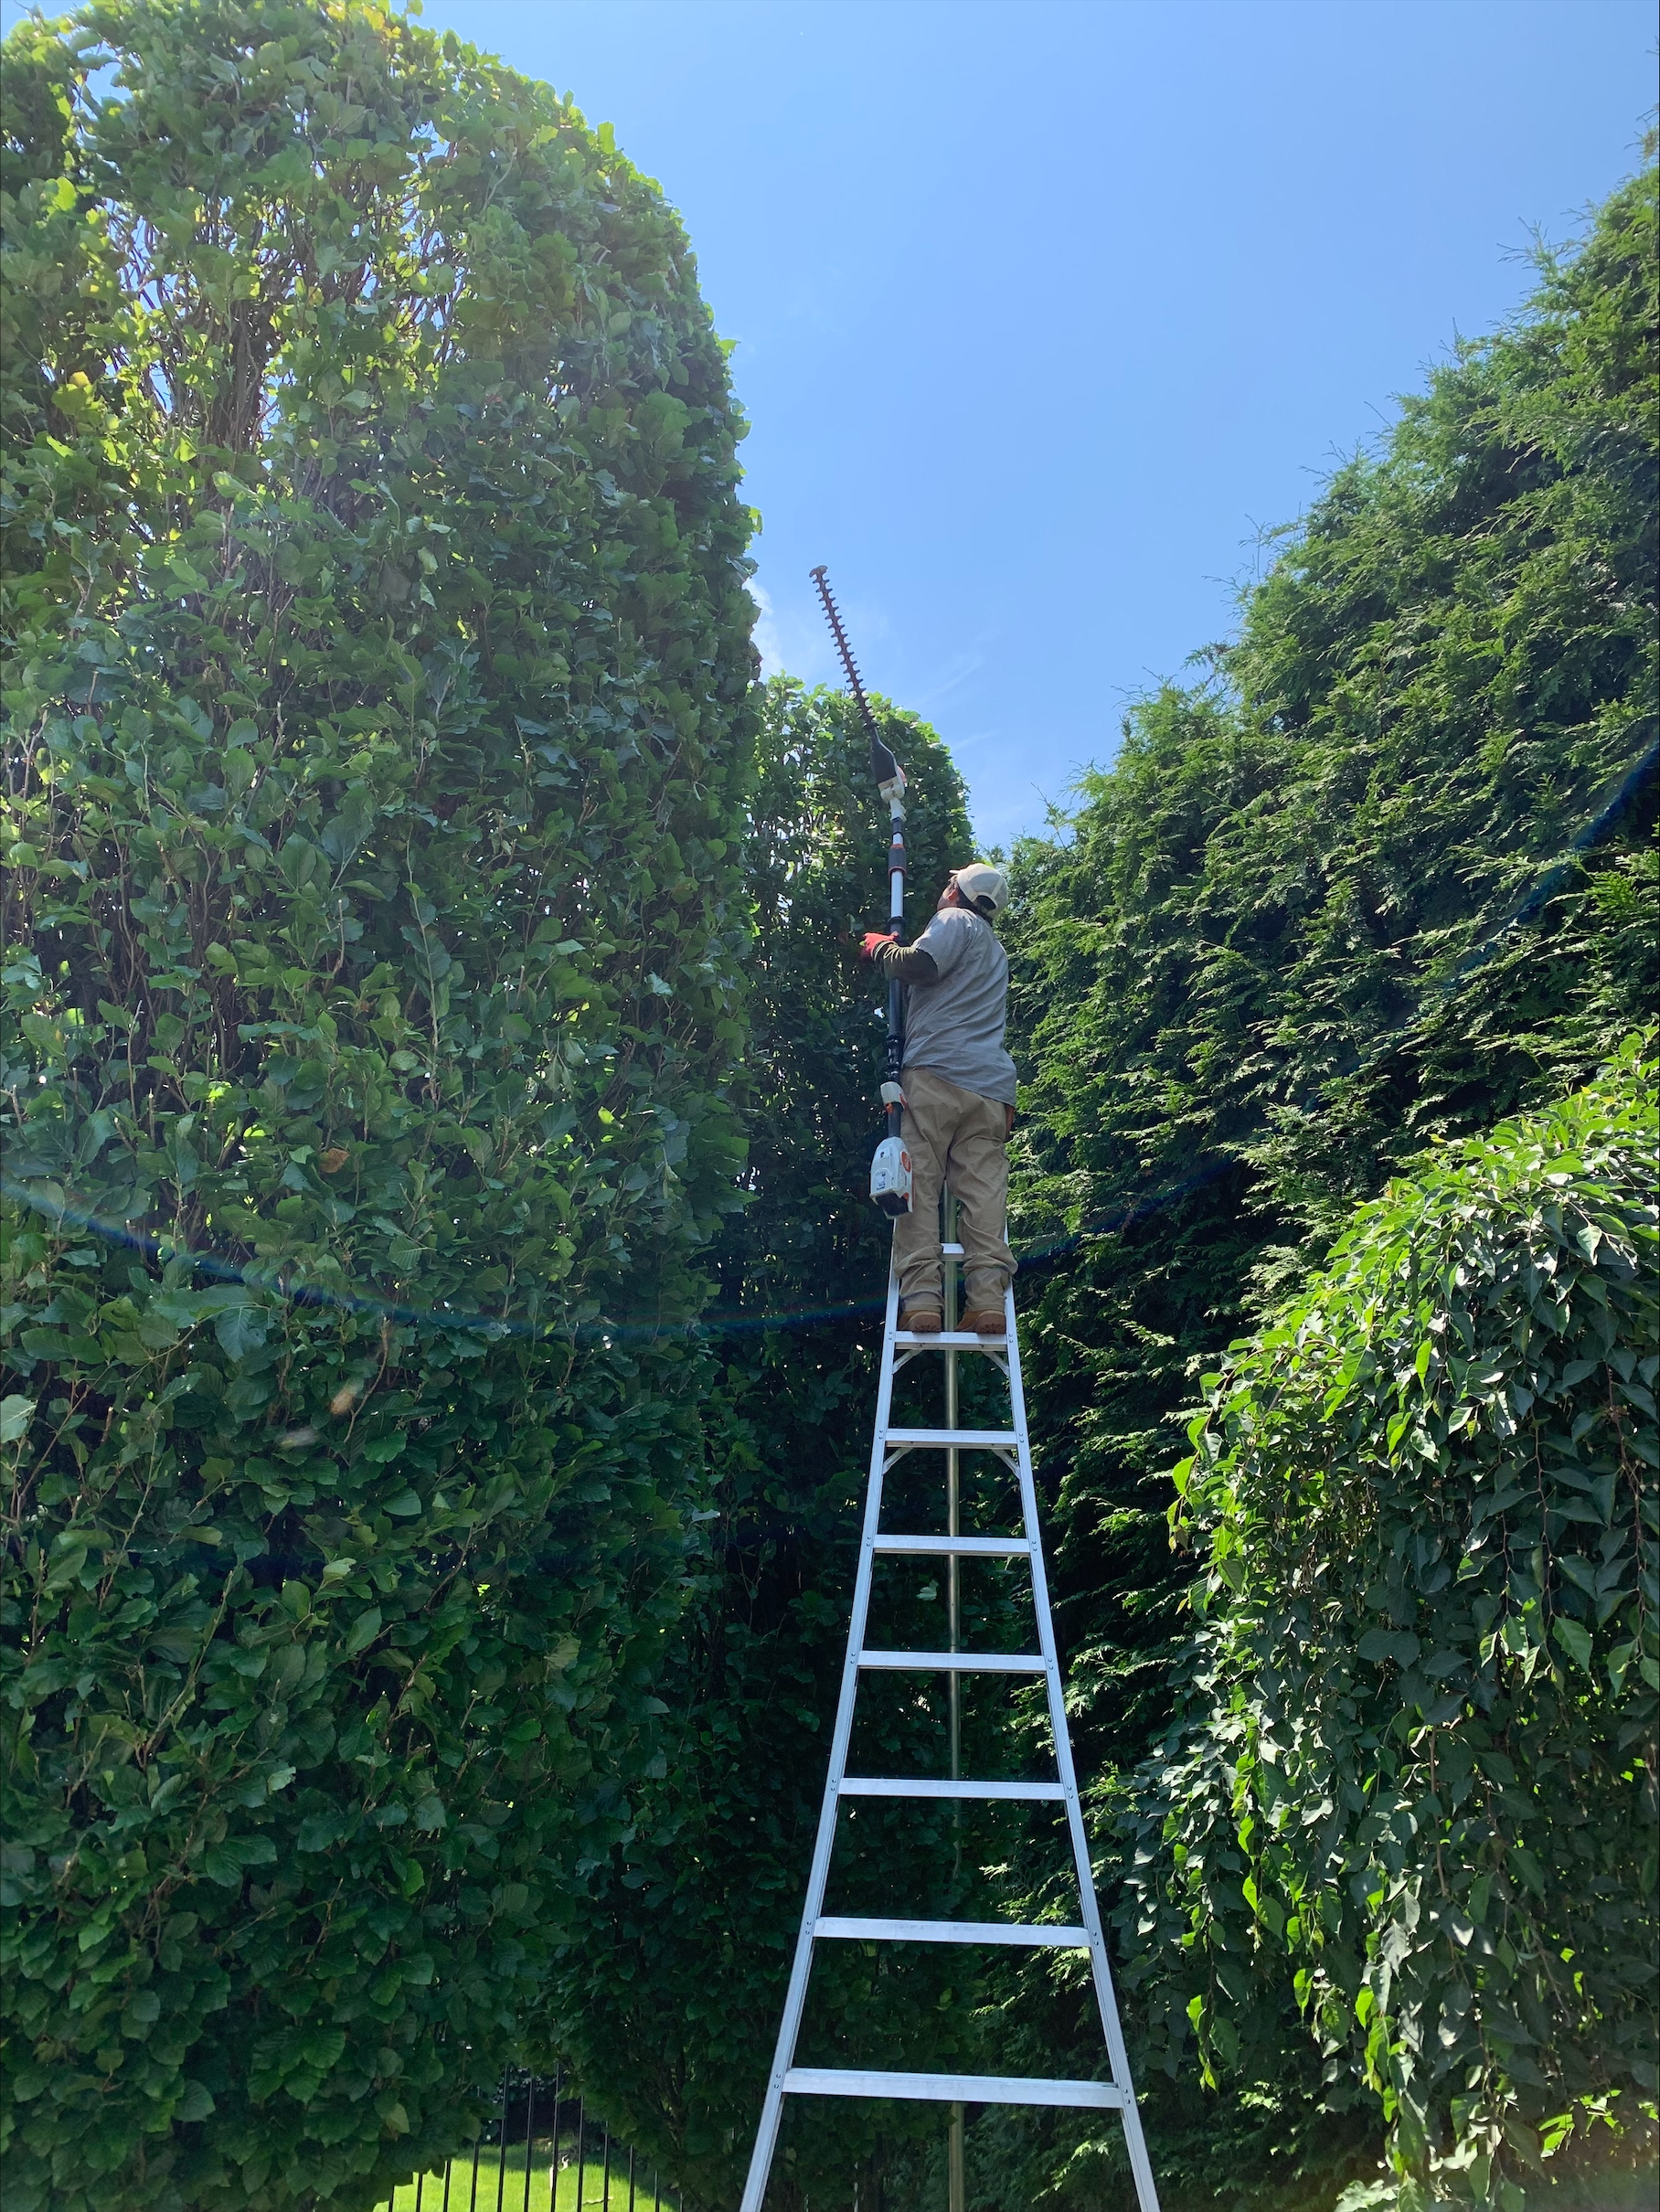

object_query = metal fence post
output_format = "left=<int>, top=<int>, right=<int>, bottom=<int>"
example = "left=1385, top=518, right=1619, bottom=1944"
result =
left=550, top=2066, right=563, bottom=2205
left=495, top=2076, right=509, bottom=2212
left=522, top=2078, right=536, bottom=2212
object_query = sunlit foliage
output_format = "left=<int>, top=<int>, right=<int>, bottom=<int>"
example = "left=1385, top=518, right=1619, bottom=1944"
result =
left=0, top=5, right=753, bottom=2207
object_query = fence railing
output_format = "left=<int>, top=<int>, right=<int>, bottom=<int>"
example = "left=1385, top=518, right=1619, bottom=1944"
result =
left=377, top=2070, right=684, bottom=2212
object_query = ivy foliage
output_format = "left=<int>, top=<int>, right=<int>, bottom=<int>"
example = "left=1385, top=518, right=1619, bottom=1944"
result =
left=0, top=5, right=753, bottom=2209
left=1123, top=1044, right=1658, bottom=2204
left=541, top=677, right=1006, bottom=2212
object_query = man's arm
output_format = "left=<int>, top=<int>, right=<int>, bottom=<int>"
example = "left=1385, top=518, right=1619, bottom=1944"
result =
left=870, top=940, right=939, bottom=982
left=862, top=907, right=963, bottom=982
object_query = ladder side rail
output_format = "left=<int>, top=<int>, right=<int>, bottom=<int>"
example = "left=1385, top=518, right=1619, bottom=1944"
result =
left=738, top=1264, right=904, bottom=2212
left=1004, top=1283, right=1164, bottom=2212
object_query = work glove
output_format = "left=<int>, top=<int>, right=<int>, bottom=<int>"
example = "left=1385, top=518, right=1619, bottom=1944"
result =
left=859, top=931, right=898, bottom=961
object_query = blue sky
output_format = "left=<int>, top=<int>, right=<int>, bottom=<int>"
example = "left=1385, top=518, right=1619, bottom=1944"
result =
left=8, top=0, right=1651, bottom=845
left=410, top=0, right=1654, bottom=846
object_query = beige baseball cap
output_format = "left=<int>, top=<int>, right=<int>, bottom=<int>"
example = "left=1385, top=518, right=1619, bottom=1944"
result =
left=954, top=862, right=1008, bottom=915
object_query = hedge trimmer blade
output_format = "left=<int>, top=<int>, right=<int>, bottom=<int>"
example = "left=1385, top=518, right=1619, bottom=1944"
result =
left=810, top=564, right=904, bottom=794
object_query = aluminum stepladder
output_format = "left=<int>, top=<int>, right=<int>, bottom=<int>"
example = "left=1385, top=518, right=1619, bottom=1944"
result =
left=738, top=1226, right=1162, bottom=2212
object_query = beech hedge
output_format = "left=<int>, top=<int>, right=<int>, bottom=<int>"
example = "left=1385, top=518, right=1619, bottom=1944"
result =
left=0, top=5, right=754, bottom=2208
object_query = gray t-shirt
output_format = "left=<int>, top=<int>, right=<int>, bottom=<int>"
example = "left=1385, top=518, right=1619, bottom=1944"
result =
left=900, top=906, right=1017, bottom=1105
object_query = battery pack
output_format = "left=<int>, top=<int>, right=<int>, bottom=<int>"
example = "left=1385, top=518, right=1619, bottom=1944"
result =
left=869, top=1134, right=913, bottom=1216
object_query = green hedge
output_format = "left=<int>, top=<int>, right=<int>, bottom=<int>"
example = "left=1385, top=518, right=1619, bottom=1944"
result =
left=976, top=158, right=1656, bottom=2207
left=0, top=5, right=753, bottom=2207
left=538, top=677, right=994, bottom=2210
left=1123, top=1043, right=1658, bottom=2203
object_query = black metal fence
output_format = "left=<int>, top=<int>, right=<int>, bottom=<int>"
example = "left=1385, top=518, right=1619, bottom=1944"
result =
left=378, top=2070, right=684, bottom=2212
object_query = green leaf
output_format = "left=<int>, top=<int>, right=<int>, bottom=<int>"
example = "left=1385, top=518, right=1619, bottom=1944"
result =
left=0, top=1394, right=36, bottom=1444
left=176, top=2079, right=216, bottom=2122
left=344, top=1606, right=383, bottom=1656
left=213, top=1303, right=269, bottom=1360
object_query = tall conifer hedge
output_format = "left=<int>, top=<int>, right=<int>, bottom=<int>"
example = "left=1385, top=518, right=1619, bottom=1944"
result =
left=0, top=5, right=754, bottom=2207
left=976, top=156, right=1656, bottom=2207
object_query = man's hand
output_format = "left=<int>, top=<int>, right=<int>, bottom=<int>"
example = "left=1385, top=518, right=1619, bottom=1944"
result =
left=1005, top=1104, right=1016, bottom=1140
left=859, top=931, right=898, bottom=961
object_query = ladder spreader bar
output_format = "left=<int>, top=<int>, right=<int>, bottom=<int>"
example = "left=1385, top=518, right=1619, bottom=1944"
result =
left=783, top=2068, right=1124, bottom=2110
left=840, top=1776, right=1066, bottom=1801
left=872, top=1534, right=1030, bottom=1556
left=857, top=1649, right=1045, bottom=1673
left=814, top=1916, right=1090, bottom=1948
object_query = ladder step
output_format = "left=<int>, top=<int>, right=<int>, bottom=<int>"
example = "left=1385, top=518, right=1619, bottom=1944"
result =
left=895, top=1330, right=1006, bottom=1348
left=858, top=1649, right=1045, bottom=1673
left=940, top=1242, right=966, bottom=1256
left=884, top=1427, right=1018, bottom=1449
left=873, top=1534, right=1031, bottom=1556
left=783, top=2067, right=1124, bottom=2110
left=840, top=1777, right=1066, bottom=1801
left=814, top=1916, right=1090, bottom=1948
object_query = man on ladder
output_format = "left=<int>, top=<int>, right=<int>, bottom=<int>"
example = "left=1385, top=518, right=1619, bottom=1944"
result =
left=740, top=569, right=1164, bottom=2212
left=860, top=860, right=1017, bottom=1340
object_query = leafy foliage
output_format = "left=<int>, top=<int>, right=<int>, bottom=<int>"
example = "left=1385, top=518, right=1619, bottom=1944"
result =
left=1006, top=157, right=1655, bottom=1775
left=977, top=158, right=1657, bottom=2205
left=540, top=677, right=1003, bottom=2211
left=0, top=5, right=753, bottom=2207
left=1123, top=1044, right=1658, bottom=2203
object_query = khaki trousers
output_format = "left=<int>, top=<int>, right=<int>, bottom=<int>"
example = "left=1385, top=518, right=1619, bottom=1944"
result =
left=893, top=1065, right=1017, bottom=1312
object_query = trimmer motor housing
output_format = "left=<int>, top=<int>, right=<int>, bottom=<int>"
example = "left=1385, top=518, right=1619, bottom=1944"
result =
left=869, top=1134, right=913, bottom=1216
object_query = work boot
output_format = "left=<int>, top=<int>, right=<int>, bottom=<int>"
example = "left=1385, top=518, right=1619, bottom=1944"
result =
left=901, top=1304, right=942, bottom=1335
left=963, top=1306, right=1006, bottom=1337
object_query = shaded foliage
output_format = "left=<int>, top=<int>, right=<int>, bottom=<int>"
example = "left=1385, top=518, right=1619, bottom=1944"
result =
left=540, top=677, right=1010, bottom=2211
left=0, top=5, right=753, bottom=2208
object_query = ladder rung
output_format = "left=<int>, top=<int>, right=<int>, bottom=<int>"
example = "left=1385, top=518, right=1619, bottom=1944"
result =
left=783, top=2067, right=1123, bottom=2110
left=814, top=1916, right=1089, bottom=1947
left=940, top=1242, right=966, bottom=1256
left=858, top=1649, right=1045, bottom=1673
left=895, top=1330, right=1006, bottom=1347
left=885, top=1427, right=1018, bottom=1449
left=873, top=1535, right=1031, bottom=1556
left=840, top=1777, right=1066, bottom=1801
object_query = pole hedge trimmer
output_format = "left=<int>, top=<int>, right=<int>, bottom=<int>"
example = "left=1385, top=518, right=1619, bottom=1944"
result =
left=810, top=563, right=912, bottom=1216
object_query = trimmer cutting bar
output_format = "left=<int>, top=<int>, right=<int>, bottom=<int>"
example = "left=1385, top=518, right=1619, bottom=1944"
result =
left=811, top=561, right=912, bottom=1213
left=810, top=564, right=905, bottom=793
